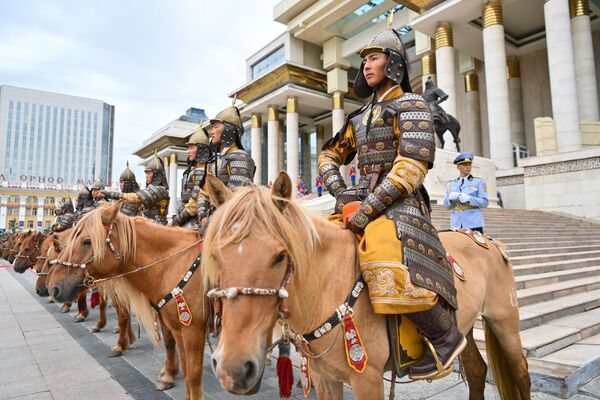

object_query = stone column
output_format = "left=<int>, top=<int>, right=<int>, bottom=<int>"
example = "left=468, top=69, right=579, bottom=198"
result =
left=463, top=72, right=483, bottom=156
left=302, top=132, right=311, bottom=193
left=267, top=106, right=279, bottom=184
left=19, top=196, right=26, bottom=230
left=278, top=121, right=285, bottom=172
left=163, top=156, right=170, bottom=185
left=36, top=197, right=44, bottom=232
left=251, top=114, right=263, bottom=185
left=0, top=196, right=7, bottom=232
left=544, top=0, right=581, bottom=151
left=331, top=92, right=351, bottom=184
left=570, top=0, right=599, bottom=121
left=435, top=23, right=458, bottom=151
left=316, top=125, right=325, bottom=157
left=507, top=57, right=526, bottom=146
left=421, top=52, right=437, bottom=91
left=168, top=153, right=178, bottom=219
left=482, top=1, right=513, bottom=168
left=286, top=97, right=300, bottom=185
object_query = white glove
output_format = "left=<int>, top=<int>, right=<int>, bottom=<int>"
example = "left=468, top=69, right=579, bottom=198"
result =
left=448, top=192, right=460, bottom=201
left=459, top=193, right=471, bottom=204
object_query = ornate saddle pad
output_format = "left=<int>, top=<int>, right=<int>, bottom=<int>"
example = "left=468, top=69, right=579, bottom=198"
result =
left=386, top=314, right=424, bottom=378
left=453, top=228, right=489, bottom=249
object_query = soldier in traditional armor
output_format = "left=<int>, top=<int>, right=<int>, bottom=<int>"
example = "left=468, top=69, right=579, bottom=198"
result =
left=195, top=102, right=255, bottom=227
left=74, top=185, right=95, bottom=223
left=101, top=162, right=142, bottom=217
left=317, top=17, right=465, bottom=380
left=171, top=125, right=211, bottom=227
left=90, top=179, right=108, bottom=208
left=52, top=199, right=75, bottom=232
left=102, top=153, right=170, bottom=225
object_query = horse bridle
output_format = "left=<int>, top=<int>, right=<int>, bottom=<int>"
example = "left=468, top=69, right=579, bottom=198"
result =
left=15, top=235, right=43, bottom=263
left=50, top=223, right=122, bottom=287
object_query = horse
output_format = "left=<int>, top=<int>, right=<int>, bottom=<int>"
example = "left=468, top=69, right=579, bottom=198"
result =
left=202, top=172, right=530, bottom=400
left=46, top=204, right=206, bottom=398
left=434, top=112, right=461, bottom=152
left=13, top=231, right=45, bottom=273
left=5, top=231, right=28, bottom=263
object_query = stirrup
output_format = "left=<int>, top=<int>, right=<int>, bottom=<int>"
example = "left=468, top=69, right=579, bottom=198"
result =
left=423, top=336, right=453, bottom=380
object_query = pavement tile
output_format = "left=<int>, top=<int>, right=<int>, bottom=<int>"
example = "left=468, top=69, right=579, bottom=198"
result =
left=0, top=375, right=48, bottom=400
left=0, top=364, right=42, bottom=384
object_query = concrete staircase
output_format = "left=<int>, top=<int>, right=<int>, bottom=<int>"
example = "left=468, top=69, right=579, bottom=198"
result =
left=430, top=205, right=600, bottom=398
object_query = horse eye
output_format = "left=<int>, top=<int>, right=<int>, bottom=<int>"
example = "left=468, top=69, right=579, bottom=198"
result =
left=273, top=252, right=286, bottom=267
left=83, top=239, right=92, bottom=246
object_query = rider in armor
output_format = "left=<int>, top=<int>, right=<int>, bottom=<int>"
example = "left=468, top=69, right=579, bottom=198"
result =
left=90, top=179, right=108, bottom=208
left=317, top=17, right=465, bottom=380
left=103, top=152, right=170, bottom=225
left=195, top=101, right=256, bottom=227
left=101, top=162, right=142, bottom=217
left=171, top=124, right=212, bottom=227
left=52, top=199, right=75, bottom=232
left=74, top=185, right=95, bottom=223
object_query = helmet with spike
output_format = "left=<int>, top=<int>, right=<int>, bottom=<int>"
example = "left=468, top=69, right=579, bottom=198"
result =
left=186, top=119, right=212, bottom=163
left=119, top=161, right=140, bottom=193
left=144, top=150, right=168, bottom=188
left=210, top=95, right=245, bottom=149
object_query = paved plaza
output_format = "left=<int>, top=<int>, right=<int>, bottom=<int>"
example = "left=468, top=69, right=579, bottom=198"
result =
left=1, top=264, right=599, bottom=400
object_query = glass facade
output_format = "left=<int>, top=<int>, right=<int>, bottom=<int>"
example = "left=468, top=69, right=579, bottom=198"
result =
left=0, top=86, right=114, bottom=186
left=251, top=46, right=285, bottom=80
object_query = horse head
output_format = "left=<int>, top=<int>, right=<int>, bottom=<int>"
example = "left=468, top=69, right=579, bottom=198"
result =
left=48, top=202, right=130, bottom=303
left=13, top=231, right=45, bottom=273
left=203, top=172, right=317, bottom=395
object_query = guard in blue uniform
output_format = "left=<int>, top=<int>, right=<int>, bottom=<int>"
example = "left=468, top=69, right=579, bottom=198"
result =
left=444, top=152, right=488, bottom=233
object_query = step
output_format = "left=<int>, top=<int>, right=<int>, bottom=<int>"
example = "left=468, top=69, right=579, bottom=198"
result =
left=515, top=265, right=600, bottom=290
left=504, top=239, right=600, bottom=251
left=517, top=276, right=600, bottom=306
left=513, top=257, right=600, bottom=276
left=510, top=250, right=600, bottom=266
left=508, top=244, right=600, bottom=257
left=518, top=289, right=600, bottom=330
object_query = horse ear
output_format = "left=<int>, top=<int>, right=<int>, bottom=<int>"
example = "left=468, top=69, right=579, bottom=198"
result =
left=205, top=175, right=232, bottom=207
left=100, top=201, right=121, bottom=226
left=271, top=171, right=292, bottom=211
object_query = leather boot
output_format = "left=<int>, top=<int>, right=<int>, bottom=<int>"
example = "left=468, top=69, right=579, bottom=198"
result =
left=405, top=302, right=466, bottom=380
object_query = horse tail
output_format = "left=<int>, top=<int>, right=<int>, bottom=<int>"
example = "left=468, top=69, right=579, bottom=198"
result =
left=483, top=319, right=521, bottom=400
left=101, top=278, right=157, bottom=347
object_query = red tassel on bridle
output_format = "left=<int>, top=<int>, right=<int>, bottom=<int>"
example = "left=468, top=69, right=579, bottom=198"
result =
left=90, top=287, right=100, bottom=309
left=277, top=340, right=293, bottom=398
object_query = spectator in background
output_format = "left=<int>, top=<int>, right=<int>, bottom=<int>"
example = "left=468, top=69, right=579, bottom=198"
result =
left=349, top=165, right=357, bottom=186
left=315, top=174, right=323, bottom=197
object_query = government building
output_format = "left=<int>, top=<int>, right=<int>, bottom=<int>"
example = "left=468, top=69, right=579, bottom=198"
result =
left=0, top=85, right=115, bottom=231
left=137, top=0, right=600, bottom=222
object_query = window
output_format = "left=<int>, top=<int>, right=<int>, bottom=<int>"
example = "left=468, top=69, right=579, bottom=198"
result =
left=251, top=46, right=285, bottom=79
left=513, top=144, right=529, bottom=167
left=27, top=221, right=33, bottom=229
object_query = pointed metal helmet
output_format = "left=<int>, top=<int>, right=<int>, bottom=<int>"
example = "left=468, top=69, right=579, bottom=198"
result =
left=119, top=161, right=136, bottom=181
left=354, top=11, right=411, bottom=98
left=210, top=95, right=245, bottom=148
left=186, top=123, right=210, bottom=146
left=144, top=150, right=166, bottom=174
left=91, top=178, right=105, bottom=190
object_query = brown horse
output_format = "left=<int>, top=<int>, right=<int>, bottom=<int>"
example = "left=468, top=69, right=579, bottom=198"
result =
left=5, top=231, right=28, bottom=263
left=46, top=204, right=206, bottom=398
left=13, top=231, right=45, bottom=273
left=202, top=172, right=531, bottom=400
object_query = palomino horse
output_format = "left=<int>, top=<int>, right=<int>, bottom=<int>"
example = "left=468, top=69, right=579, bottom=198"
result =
left=13, top=231, right=45, bottom=273
left=203, top=172, right=530, bottom=400
left=46, top=204, right=207, bottom=398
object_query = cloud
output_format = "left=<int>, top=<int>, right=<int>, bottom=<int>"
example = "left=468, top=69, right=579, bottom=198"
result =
left=0, top=0, right=285, bottom=184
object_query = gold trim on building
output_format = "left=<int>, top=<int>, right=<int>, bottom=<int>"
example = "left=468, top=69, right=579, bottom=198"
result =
left=332, top=91, right=344, bottom=110
left=170, top=153, right=177, bottom=164
left=464, top=73, right=479, bottom=92
left=422, top=53, right=436, bottom=75
left=251, top=113, right=262, bottom=128
left=287, top=96, right=298, bottom=113
left=506, top=58, right=520, bottom=79
left=435, top=24, right=453, bottom=49
left=163, top=156, right=169, bottom=168
left=482, top=1, right=503, bottom=29
left=395, top=1, right=445, bottom=14
left=569, top=0, right=590, bottom=17
left=267, top=106, right=279, bottom=121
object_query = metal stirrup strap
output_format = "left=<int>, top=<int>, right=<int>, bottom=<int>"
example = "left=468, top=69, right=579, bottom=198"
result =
left=152, top=253, right=202, bottom=312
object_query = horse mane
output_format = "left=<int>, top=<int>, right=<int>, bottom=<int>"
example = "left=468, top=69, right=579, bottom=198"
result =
left=67, top=206, right=137, bottom=264
left=203, top=185, right=319, bottom=289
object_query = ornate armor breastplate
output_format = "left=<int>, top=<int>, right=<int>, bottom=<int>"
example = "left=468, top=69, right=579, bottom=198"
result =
left=138, top=184, right=169, bottom=225
left=181, top=166, right=195, bottom=203
left=217, top=150, right=255, bottom=189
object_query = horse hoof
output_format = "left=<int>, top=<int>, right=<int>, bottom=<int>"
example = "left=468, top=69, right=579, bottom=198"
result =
left=74, top=315, right=85, bottom=323
left=156, top=382, right=174, bottom=391
left=108, top=350, right=123, bottom=358
left=47, top=297, right=55, bottom=303
left=61, top=307, right=70, bottom=313
left=112, top=328, right=120, bottom=334
left=91, top=327, right=101, bottom=333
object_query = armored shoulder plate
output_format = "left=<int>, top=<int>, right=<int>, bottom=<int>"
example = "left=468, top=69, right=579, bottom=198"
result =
left=396, top=93, right=436, bottom=168
left=120, top=202, right=141, bottom=217
left=137, top=184, right=170, bottom=225
left=218, top=150, right=255, bottom=188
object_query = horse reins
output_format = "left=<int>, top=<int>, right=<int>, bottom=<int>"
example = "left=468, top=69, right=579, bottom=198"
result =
left=15, top=235, right=43, bottom=264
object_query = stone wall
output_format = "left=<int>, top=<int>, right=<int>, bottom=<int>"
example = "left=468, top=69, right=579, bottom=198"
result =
left=496, top=167, right=526, bottom=210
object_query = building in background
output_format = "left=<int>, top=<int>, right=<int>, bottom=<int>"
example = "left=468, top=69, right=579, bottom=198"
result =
left=0, top=85, right=114, bottom=231
left=0, top=85, right=114, bottom=186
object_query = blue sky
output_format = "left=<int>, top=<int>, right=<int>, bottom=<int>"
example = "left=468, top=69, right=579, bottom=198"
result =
left=0, top=0, right=285, bottom=181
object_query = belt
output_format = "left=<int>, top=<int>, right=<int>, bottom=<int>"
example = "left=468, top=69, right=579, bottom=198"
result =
left=451, top=204, right=479, bottom=211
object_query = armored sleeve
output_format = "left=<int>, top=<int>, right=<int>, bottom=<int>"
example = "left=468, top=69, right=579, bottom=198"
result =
left=349, top=95, right=432, bottom=231
left=54, top=213, right=74, bottom=232
left=101, top=190, right=122, bottom=200
left=317, top=122, right=356, bottom=198
left=125, top=185, right=169, bottom=208
left=226, top=151, right=255, bottom=188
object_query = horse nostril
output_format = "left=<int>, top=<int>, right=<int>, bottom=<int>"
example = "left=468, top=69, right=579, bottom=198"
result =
left=243, top=360, right=257, bottom=383
left=51, top=286, right=60, bottom=299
